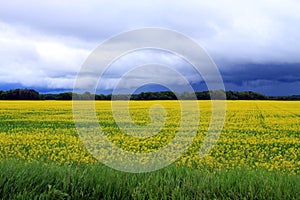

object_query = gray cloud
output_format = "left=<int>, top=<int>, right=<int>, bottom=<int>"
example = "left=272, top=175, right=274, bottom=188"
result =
left=97, top=49, right=200, bottom=92
left=222, top=63, right=300, bottom=84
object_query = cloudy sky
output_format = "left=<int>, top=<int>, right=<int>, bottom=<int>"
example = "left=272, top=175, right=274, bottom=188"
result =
left=0, top=0, right=300, bottom=95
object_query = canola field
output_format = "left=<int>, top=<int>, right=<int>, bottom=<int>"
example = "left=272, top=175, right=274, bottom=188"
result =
left=0, top=100, right=299, bottom=174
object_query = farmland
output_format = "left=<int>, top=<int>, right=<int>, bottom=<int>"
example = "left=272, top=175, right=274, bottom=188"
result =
left=0, top=100, right=299, bottom=199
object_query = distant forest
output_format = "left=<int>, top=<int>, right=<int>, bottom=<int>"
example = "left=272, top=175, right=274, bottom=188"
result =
left=0, top=89, right=299, bottom=100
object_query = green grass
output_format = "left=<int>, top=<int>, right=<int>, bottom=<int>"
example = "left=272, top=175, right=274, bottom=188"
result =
left=0, top=160, right=299, bottom=200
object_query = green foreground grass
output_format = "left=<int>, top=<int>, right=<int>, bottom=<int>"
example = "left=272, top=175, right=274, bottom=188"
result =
left=0, top=160, right=299, bottom=200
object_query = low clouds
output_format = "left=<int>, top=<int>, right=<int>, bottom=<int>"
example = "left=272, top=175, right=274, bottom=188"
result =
left=222, top=63, right=300, bottom=84
left=0, top=0, right=299, bottom=95
left=221, top=63, right=300, bottom=95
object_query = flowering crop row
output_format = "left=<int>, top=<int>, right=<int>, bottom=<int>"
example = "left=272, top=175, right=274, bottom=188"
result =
left=0, top=100, right=299, bottom=174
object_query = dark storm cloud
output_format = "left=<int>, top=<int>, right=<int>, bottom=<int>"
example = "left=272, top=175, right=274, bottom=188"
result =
left=221, top=63, right=300, bottom=85
left=216, top=63, right=300, bottom=96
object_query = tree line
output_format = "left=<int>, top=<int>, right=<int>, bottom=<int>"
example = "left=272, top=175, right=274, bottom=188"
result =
left=0, top=89, right=299, bottom=100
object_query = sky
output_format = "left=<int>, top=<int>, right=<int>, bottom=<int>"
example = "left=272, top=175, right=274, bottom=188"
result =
left=0, top=0, right=300, bottom=95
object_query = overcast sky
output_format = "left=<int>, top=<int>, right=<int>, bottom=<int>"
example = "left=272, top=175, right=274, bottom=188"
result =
left=0, top=0, right=299, bottom=95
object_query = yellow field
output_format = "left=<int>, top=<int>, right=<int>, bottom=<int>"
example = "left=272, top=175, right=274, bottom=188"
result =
left=0, top=101, right=299, bottom=174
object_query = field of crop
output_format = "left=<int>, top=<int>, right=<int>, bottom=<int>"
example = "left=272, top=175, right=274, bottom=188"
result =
left=0, top=100, right=299, bottom=173
left=0, top=100, right=299, bottom=199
